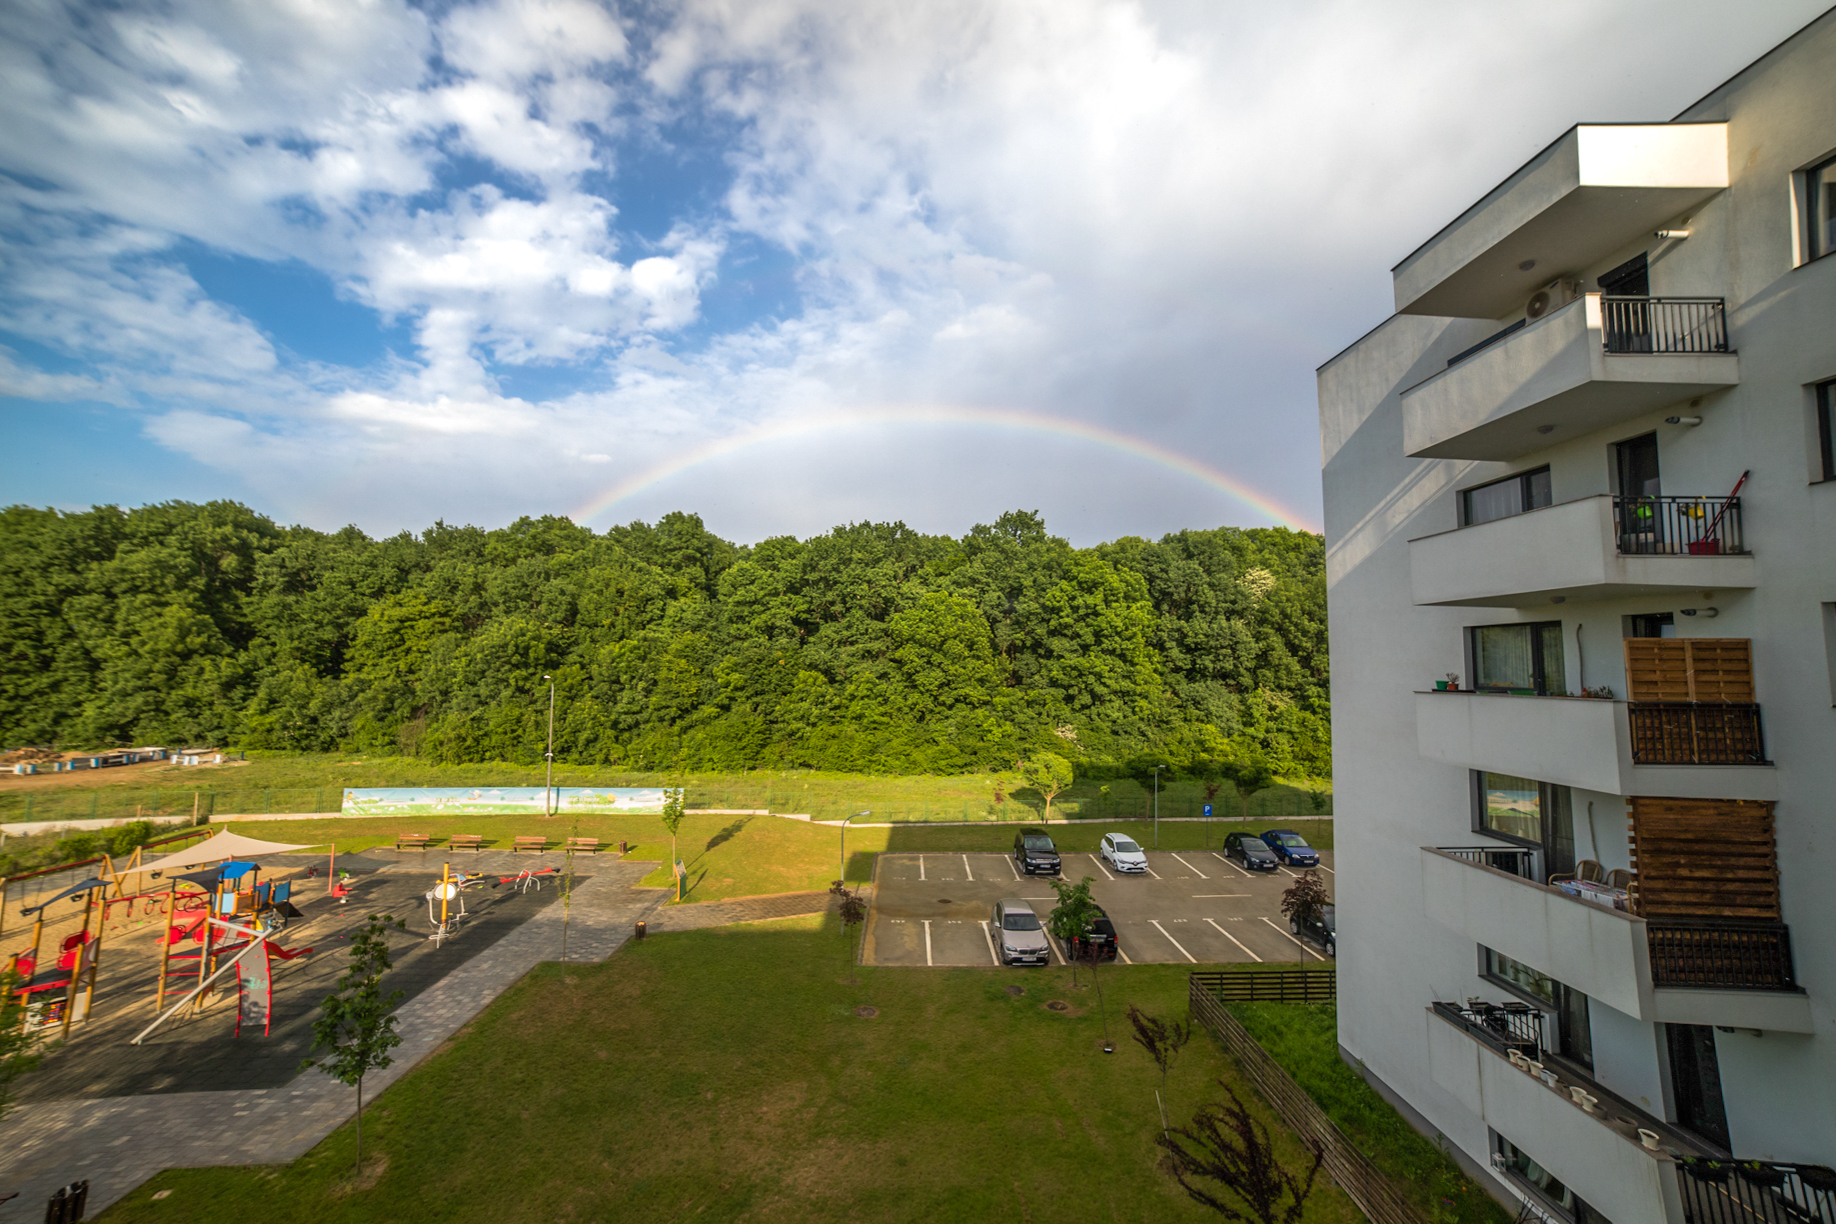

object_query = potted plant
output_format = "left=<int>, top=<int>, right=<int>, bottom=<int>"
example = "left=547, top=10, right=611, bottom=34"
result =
left=1682, top=1159, right=1732, bottom=1184
left=1740, top=1162, right=1788, bottom=1188
left=1445, top=673, right=1461, bottom=692
left=1796, top=1165, right=1836, bottom=1193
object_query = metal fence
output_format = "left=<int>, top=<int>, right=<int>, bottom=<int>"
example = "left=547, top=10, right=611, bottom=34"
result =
left=1614, top=495, right=1746, bottom=556
left=1, top=788, right=339, bottom=825
left=1436, top=845, right=1537, bottom=879
left=1628, top=703, right=1769, bottom=765
left=1190, top=968, right=1336, bottom=1003
left=1430, top=1000, right=1544, bottom=1061
left=1602, top=296, right=1729, bottom=354
left=1647, top=919, right=1798, bottom=991
left=1188, top=977, right=1428, bottom=1224
left=1676, top=1159, right=1836, bottom=1224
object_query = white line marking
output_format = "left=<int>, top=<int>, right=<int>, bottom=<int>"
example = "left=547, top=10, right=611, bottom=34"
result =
left=1088, top=854, right=1115, bottom=882
left=1150, top=920, right=1197, bottom=963
left=1116, top=946, right=1133, bottom=965
left=1319, top=866, right=1335, bottom=874
left=1260, top=916, right=1326, bottom=961
left=963, top=854, right=974, bottom=882
left=979, top=919, right=1000, bottom=965
left=1049, top=934, right=1066, bottom=965
left=1205, top=918, right=1262, bottom=962
left=1005, top=855, right=1021, bottom=881
left=1191, top=894, right=1249, bottom=899
left=923, top=919, right=933, bottom=967
left=1212, top=852, right=1255, bottom=879
left=919, top=855, right=926, bottom=882
left=1143, top=862, right=1163, bottom=879
left=1170, top=853, right=1208, bottom=879
left=1279, top=867, right=1301, bottom=879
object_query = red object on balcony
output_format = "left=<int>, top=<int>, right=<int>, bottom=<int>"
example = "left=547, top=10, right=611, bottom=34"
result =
left=1685, top=538, right=1723, bottom=555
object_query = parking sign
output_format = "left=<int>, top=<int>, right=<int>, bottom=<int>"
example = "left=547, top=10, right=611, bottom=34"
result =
left=1202, top=804, right=1213, bottom=817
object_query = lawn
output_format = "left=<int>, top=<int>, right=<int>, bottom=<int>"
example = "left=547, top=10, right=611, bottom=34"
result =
left=99, top=915, right=1364, bottom=1224
left=202, top=813, right=1335, bottom=904
left=1230, top=1003, right=1511, bottom=1224
left=0, top=753, right=1332, bottom=825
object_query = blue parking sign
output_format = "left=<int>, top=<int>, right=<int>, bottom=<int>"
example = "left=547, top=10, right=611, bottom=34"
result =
left=1202, top=804, right=1213, bottom=817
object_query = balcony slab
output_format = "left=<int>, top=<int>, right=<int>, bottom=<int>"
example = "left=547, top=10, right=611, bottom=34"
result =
left=1402, top=295, right=1739, bottom=461
left=1410, top=495, right=1758, bottom=607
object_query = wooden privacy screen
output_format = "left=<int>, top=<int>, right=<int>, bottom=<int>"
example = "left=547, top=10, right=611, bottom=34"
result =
left=1628, top=797, right=1778, bottom=919
left=1623, top=638, right=1754, bottom=702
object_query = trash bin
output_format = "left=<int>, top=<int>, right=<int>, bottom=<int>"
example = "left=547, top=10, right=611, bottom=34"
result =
left=635, top=921, right=646, bottom=941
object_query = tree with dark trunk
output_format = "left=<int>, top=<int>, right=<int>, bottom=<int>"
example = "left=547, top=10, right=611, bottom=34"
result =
left=303, top=913, right=406, bottom=1181
left=1158, top=1082, right=1323, bottom=1223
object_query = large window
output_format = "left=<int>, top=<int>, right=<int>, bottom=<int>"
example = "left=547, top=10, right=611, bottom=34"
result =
left=1475, top=771, right=1575, bottom=875
left=1491, top=1134, right=1615, bottom=1222
left=1807, top=154, right=1836, bottom=263
left=1469, top=621, right=1566, bottom=694
left=1485, top=947, right=1556, bottom=1005
left=1462, top=467, right=1552, bottom=526
left=1483, top=949, right=1594, bottom=1072
left=1818, top=378, right=1834, bottom=482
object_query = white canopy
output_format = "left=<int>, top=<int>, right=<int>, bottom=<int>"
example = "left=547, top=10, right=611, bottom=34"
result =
left=134, top=829, right=323, bottom=875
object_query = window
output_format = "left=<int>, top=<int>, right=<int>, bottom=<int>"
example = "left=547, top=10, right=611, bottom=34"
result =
left=1474, top=771, right=1575, bottom=874
left=1627, top=612, right=1675, bottom=639
left=1483, top=950, right=1594, bottom=1072
left=1807, top=154, right=1836, bottom=263
left=1490, top=1134, right=1615, bottom=1222
left=1462, top=466, right=1552, bottom=526
left=1469, top=621, right=1566, bottom=694
left=1485, top=947, right=1556, bottom=1005
left=1818, top=379, right=1834, bottom=482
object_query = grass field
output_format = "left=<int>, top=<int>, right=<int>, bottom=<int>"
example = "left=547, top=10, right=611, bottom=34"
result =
left=195, top=813, right=1334, bottom=905
left=0, top=753, right=1332, bottom=825
left=99, top=915, right=1364, bottom=1224
left=1231, top=1004, right=1511, bottom=1224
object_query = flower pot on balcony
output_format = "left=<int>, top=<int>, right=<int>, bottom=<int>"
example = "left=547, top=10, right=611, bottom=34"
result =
left=1683, top=1160, right=1732, bottom=1184
left=1796, top=1166, right=1836, bottom=1192
left=1435, top=681, right=1449, bottom=691
left=1740, top=1164, right=1788, bottom=1188
left=1686, top=539, right=1724, bottom=555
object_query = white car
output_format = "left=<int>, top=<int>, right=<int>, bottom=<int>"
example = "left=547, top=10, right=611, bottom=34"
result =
left=1100, top=833, right=1148, bottom=874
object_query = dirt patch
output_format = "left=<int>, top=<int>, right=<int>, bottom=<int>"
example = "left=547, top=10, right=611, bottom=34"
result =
left=853, top=1005, right=878, bottom=1018
left=329, top=1151, right=390, bottom=1196
left=1045, top=1000, right=1071, bottom=1013
left=1005, top=985, right=1026, bottom=997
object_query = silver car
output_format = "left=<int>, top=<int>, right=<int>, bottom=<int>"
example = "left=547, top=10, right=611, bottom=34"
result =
left=993, top=897, right=1050, bottom=966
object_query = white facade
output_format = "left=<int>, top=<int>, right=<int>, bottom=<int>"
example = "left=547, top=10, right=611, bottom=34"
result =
left=1319, top=14, right=1835, bottom=1224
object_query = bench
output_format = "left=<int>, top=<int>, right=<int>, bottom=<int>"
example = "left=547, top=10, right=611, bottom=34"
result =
left=448, top=834, right=485, bottom=852
left=395, top=833, right=432, bottom=852
left=513, top=836, right=548, bottom=854
left=564, top=837, right=601, bottom=856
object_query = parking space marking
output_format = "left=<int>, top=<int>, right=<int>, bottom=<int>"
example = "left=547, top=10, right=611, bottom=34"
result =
left=1149, top=920, right=1197, bottom=963
left=923, top=919, right=933, bottom=966
left=1004, top=855, right=1021, bottom=881
left=1116, top=946, right=1133, bottom=964
left=1278, top=867, right=1302, bottom=879
left=1260, top=916, right=1326, bottom=961
left=1319, top=866, right=1335, bottom=874
left=1048, top=934, right=1066, bottom=965
left=1143, top=862, right=1163, bottom=879
left=1205, top=918, right=1262, bottom=962
left=1087, top=854, right=1115, bottom=881
left=1212, top=852, right=1255, bottom=879
left=979, top=919, right=1000, bottom=965
left=963, top=854, right=974, bottom=882
left=1169, top=853, right=1208, bottom=879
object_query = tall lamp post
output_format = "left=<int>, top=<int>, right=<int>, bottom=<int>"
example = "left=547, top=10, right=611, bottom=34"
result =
left=841, top=810, right=869, bottom=886
left=542, top=674, right=556, bottom=817
left=1152, top=765, right=1167, bottom=847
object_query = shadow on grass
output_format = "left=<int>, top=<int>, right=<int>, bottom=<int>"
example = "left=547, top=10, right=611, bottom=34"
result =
left=704, top=817, right=752, bottom=852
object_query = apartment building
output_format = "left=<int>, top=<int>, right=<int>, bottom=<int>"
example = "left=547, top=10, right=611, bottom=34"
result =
left=1317, top=13, right=1835, bottom=1224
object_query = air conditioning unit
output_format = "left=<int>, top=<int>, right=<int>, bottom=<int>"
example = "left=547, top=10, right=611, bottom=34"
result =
left=1524, top=278, right=1580, bottom=320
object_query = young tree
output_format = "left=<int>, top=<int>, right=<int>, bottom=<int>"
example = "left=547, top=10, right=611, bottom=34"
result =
left=1044, top=875, right=1099, bottom=987
left=1279, top=870, right=1329, bottom=931
left=303, top=914, right=407, bottom=1180
left=659, top=786, right=686, bottom=878
left=0, top=970, right=45, bottom=1122
left=1020, top=752, right=1075, bottom=821
left=1220, top=755, right=1275, bottom=822
left=1127, top=1005, right=1193, bottom=1091
left=828, top=881, right=869, bottom=986
left=1158, top=1083, right=1324, bottom=1224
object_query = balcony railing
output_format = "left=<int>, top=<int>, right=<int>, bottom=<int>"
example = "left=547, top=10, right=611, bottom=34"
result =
left=1676, top=1159, right=1836, bottom=1224
left=1613, top=495, right=1746, bottom=556
left=1647, top=919, right=1798, bottom=991
left=1436, top=845, right=1537, bottom=879
left=1431, top=999, right=1544, bottom=1060
left=1628, top=702, right=1769, bottom=764
left=1602, top=296, right=1729, bottom=354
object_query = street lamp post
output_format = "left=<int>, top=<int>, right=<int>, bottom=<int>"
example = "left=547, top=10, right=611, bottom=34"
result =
left=542, top=674, right=556, bottom=817
left=841, top=810, right=869, bottom=886
left=1152, top=765, right=1167, bottom=847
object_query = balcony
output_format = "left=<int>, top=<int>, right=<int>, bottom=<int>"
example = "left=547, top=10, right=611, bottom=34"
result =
left=1410, top=494, right=1757, bottom=607
left=1415, top=691, right=1777, bottom=801
left=1393, top=123, right=1728, bottom=318
left=1421, top=848, right=1811, bottom=1032
left=1628, top=703, right=1769, bottom=765
left=1402, top=294, right=1739, bottom=460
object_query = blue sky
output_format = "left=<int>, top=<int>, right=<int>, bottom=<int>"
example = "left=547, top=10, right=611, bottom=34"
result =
left=1, top=0, right=1825, bottom=543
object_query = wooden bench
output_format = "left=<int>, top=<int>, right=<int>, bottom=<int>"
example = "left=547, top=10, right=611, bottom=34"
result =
left=447, top=834, right=485, bottom=852
left=564, top=837, right=601, bottom=856
left=513, top=836, right=548, bottom=854
left=395, top=833, right=432, bottom=852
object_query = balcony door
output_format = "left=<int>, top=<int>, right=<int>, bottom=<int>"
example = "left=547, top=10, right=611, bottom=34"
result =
left=1614, top=432, right=1662, bottom=551
left=1666, top=1023, right=1731, bottom=1151
left=1469, top=621, right=1566, bottom=695
left=1600, top=252, right=1652, bottom=351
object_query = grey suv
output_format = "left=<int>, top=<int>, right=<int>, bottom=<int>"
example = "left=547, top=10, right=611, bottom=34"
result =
left=992, top=898, right=1050, bottom=966
left=1013, top=828, right=1062, bottom=876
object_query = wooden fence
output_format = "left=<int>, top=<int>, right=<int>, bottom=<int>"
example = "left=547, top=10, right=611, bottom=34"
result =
left=1189, top=968, right=1337, bottom=1003
left=1188, top=975, right=1428, bottom=1224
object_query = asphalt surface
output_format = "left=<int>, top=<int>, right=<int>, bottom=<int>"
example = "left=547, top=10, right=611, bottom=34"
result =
left=861, top=848, right=1334, bottom=967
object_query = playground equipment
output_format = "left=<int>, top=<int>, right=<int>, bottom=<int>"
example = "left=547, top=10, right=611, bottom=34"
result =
left=133, top=909, right=313, bottom=1044
left=10, top=877, right=113, bottom=1036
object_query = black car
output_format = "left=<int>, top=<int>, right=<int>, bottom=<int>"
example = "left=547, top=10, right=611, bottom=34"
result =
left=1223, top=831, right=1280, bottom=871
left=1259, top=828, right=1320, bottom=868
left=1062, top=902, right=1119, bottom=962
left=1013, top=828, right=1062, bottom=875
left=1291, top=903, right=1336, bottom=957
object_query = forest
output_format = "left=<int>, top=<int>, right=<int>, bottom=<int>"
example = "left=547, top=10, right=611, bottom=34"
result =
left=0, top=502, right=1329, bottom=778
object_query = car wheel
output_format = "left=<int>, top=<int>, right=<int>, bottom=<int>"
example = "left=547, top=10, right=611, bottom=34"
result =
left=1326, top=938, right=1336, bottom=958
left=1290, top=918, right=1300, bottom=934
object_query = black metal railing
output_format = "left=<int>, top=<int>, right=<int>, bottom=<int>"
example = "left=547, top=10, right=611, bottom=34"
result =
left=1432, top=1000, right=1543, bottom=1060
left=1648, top=919, right=1798, bottom=991
left=1436, top=846, right=1537, bottom=879
left=1603, top=296, right=1729, bottom=354
left=1614, top=495, right=1747, bottom=555
left=1191, top=969, right=1336, bottom=1003
left=1628, top=702, right=1769, bottom=764
left=1677, top=1159, right=1836, bottom=1224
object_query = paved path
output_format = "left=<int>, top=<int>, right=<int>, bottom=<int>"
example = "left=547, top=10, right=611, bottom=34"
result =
left=0, top=859, right=667, bottom=1217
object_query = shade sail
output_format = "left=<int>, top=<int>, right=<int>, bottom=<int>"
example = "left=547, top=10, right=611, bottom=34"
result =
left=135, top=830, right=321, bottom=875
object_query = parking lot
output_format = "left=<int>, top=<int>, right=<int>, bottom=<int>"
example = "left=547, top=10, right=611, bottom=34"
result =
left=860, top=848, right=1334, bottom=967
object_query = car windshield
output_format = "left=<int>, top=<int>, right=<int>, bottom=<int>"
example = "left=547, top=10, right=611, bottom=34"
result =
left=1272, top=834, right=1308, bottom=848
left=1002, top=912, right=1041, bottom=931
left=1322, top=907, right=1336, bottom=932
left=1023, top=836, right=1054, bottom=851
left=1247, top=842, right=1272, bottom=854
left=1112, top=838, right=1140, bottom=853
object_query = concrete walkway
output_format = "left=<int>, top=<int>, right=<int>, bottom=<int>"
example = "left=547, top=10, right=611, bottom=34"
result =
left=0, top=859, right=666, bottom=1217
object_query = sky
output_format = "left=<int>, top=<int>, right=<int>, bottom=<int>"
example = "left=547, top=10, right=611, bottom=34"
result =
left=1, top=0, right=1826, bottom=545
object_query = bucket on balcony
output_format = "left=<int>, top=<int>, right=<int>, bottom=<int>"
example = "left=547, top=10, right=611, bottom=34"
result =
left=1686, top=538, right=1723, bottom=555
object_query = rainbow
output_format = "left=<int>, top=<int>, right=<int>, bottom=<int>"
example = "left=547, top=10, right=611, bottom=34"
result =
left=569, top=405, right=1319, bottom=532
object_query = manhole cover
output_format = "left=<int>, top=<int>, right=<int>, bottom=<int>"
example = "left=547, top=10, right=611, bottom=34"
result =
left=854, top=1006, right=879, bottom=1018
left=936, top=898, right=952, bottom=905
left=1005, top=985, right=1026, bottom=997
left=1046, top=1000, right=1071, bottom=1012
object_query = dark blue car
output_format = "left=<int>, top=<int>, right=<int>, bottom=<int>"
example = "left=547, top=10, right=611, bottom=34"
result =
left=1260, top=829, right=1320, bottom=868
